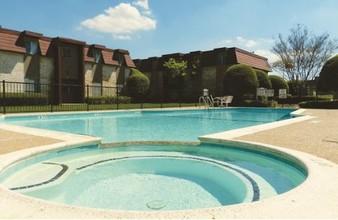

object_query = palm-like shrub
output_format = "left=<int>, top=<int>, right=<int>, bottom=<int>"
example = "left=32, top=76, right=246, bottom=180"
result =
left=223, top=64, right=259, bottom=100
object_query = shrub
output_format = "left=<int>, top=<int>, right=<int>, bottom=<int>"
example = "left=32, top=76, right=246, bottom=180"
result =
left=0, top=97, right=48, bottom=106
left=317, top=54, right=338, bottom=92
left=269, top=75, right=289, bottom=96
left=299, top=100, right=338, bottom=109
left=86, top=96, right=131, bottom=105
left=126, top=68, right=150, bottom=101
left=288, top=80, right=307, bottom=96
left=223, top=64, right=259, bottom=101
left=255, top=69, right=272, bottom=89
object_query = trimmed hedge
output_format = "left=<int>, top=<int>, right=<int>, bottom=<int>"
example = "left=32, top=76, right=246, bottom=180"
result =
left=86, top=96, right=131, bottom=105
left=0, top=97, right=48, bottom=106
left=255, top=70, right=271, bottom=89
left=269, top=75, right=289, bottom=95
left=224, top=64, right=258, bottom=100
left=317, top=54, right=338, bottom=92
left=232, top=100, right=278, bottom=107
left=126, top=68, right=150, bottom=101
left=299, top=100, right=338, bottom=109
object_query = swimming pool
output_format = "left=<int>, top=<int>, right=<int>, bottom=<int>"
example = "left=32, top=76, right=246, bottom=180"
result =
left=0, top=107, right=307, bottom=212
left=2, top=108, right=296, bottom=143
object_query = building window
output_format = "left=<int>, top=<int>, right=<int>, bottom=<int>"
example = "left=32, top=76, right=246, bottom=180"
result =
left=63, top=47, right=72, bottom=58
left=117, top=54, right=124, bottom=65
left=25, top=41, right=39, bottom=55
left=93, top=50, right=101, bottom=63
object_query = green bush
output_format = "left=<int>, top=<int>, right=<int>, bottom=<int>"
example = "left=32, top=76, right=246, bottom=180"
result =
left=224, top=64, right=259, bottom=101
left=317, top=54, right=338, bottom=92
left=126, top=68, right=150, bottom=101
left=0, top=97, right=48, bottom=106
left=276, top=96, right=314, bottom=104
left=299, top=100, right=338, bottom=109
left=269, top=75, right=289, bottom=96
left=255, top=69, right=271, bottom=89
left=232, top=100, right=278, bottom=107
left=86, top=96, right=131, bottom=104
left=288, top=80, right=307, bottom=96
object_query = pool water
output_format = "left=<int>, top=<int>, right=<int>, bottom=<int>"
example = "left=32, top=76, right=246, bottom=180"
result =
left=0, top=144, right=306, bottom=211
left=3, top=108, right=295, bottom=143
left=0, top=108, right=307, bottom=211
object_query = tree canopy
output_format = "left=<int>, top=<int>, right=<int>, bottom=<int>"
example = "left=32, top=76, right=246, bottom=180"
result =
left=317, top=54, right=338, bottom=92
left=269, top=75, right=289, bottom=95
left=162, top=58, right=188, bottom=89
left=163, top=58, right=187, bottom=79
left=271, top=24, right=338, bottom=81
left=223, top=64, right=258, bottom=100
left=126, top=68, right=150, bottom=100
left=255, top=69, right=272, bottom=89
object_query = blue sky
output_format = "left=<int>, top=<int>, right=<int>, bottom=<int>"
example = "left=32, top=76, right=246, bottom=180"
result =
left=1, top=0, right=338, bottom=64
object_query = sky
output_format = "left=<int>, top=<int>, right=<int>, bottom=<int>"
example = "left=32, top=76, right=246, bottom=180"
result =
left=1, top=0, right=338, bottom=66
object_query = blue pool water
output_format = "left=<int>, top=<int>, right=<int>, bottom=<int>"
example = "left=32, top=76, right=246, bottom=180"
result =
left=0, top=108, right=307, bottom=211
left=0, top=144, right=306, bottom=211
left=3, top=108, right=295, bottom=143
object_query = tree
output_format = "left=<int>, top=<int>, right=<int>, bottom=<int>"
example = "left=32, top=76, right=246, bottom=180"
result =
left=271, top=24, right=338, bottom=81
left=126, top=68, right=150, bottom=101
left=255, top=69, right=272, bottom=89
left=223, top=64, right=258, bottom=100
left=317, top=54, right=338, bottom=91
left=163, top=58, right=188, bottom=89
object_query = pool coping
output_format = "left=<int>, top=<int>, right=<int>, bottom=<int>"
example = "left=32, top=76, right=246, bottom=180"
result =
left=1, top=108, right=338, bottom=218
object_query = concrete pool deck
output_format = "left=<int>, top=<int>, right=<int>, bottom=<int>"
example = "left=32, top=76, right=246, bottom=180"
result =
left=0, top=108, right=338, bottom=218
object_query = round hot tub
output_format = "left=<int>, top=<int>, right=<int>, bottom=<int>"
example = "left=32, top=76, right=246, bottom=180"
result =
left=0, top=143, right=307, bottom=211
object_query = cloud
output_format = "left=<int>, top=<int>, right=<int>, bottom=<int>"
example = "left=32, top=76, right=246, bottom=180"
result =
left=217, top=36, right=278, bottom=62
left=133, top=0, right=151, bottom=15
left=80, top=1, right=156, bottom=40
left=236, top=36, right=257, bottom=48
left=254, top=49, right=279, bottom=63
left=220, top=36, right=257, bottom=48
left=219, top=36, right=274, bottom=49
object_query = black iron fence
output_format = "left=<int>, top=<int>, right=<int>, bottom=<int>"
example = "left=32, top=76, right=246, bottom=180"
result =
left=0, top=80, right=201, bottom=114
left=1, top=80, right=337, bottom=114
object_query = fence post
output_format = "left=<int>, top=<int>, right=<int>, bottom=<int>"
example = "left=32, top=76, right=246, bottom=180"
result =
left=50, top=84, right=54, bottom=113
left=2, top=80, right=6, bottom=114
left=86, top=84, right=89, bottom=111
left=116, top=86, right=119, bottom=110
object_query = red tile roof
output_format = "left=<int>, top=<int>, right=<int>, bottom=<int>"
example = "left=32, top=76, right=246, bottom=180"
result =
left=38, top=39, right=51, bottom=56
left=0, top=27, right=132, bottom=67
left=84, top=46, right=94, bottom=62
left=0, top=30, right=25, bottom=53
left=233, top=48, right=272, bottom=72
left=124, top=54, right=136, bottom=68
left=102, top=50, right=119, bottom=65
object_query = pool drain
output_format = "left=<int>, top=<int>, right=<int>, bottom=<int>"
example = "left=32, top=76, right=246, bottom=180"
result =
left=146, top=200, right=167, bottom=210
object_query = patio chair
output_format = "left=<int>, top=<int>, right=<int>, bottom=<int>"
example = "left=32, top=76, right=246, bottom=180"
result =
left=214, top=96, right=233, bottom=107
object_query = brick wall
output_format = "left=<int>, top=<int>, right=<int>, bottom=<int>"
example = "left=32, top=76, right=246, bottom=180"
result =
left=40, top=57, right=54, bottom=85
left=0, top=51, right=25, bottom=82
